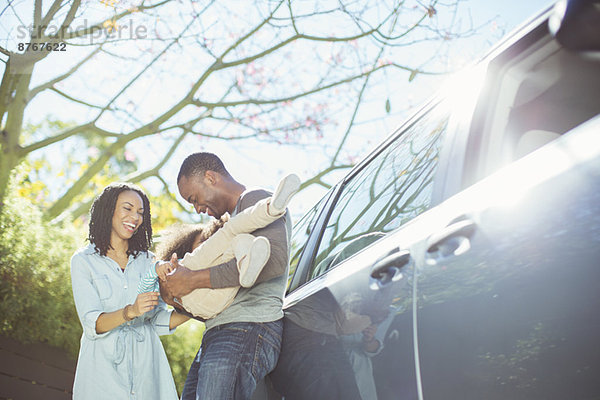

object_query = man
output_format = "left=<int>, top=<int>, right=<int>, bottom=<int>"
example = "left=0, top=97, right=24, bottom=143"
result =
left=163, top=152, right=294, bottom=400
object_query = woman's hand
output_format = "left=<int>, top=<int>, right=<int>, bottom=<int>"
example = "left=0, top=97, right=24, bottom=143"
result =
left=96, top=292, right=159, bottom=333
left=362, top=324, right=381, bottom=353
left=130, top=291, right=160, bottom=318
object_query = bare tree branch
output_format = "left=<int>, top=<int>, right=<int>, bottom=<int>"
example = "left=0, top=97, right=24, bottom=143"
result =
left=40, top=0, right=65, bottom=29
left=28, top=46, right=102, bottom=101
left=193, top=63, right=393, bottom=109
left=56, top=0, right=82, bottom=40
left=156, top=175, right=189, bottom=212
left=60, top=0, right=172, bottom=40
left=59, top=129, right=190, bottom=221
left=33, top=0, right=42, bottom=29
left=123, top=131, right=188, bottom=183
left=218, top=0, right=285, bottom=62
left=93, top=14, right=197, bottom=123
left=299, top=164, right=353, bottom=191
left=217, top=25, right=390, bottom=71
left=48, top=87, right=105, bottom=109
left=18, top=123, right=122, bottom=156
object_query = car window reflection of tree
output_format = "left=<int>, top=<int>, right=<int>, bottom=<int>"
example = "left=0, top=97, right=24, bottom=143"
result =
left=311, top=115, right=448, bottom=276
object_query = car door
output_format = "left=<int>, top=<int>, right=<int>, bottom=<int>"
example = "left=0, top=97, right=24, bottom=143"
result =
left=412, top=10, right=600, bottom=398
left=270, top=98, right=454, bottom=400
left=412, top=114, right=600, bottom=400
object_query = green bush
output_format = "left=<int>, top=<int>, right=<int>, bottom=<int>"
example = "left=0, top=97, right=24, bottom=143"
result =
left=161, top=320, right=205, bottom=391
left=0, top=183, right=84, bottom=357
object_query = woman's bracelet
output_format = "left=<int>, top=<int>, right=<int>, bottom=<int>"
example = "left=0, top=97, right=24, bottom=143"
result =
left=123, top=304, right=134, bottom=321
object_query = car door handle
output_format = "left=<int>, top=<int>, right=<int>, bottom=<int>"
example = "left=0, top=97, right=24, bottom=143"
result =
left=425, top=219, right=477, bottom=265
left=369, top=249, right=411, bottom=290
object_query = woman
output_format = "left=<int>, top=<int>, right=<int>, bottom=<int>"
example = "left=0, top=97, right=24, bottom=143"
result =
left=70, top=182, right=189, bottom=399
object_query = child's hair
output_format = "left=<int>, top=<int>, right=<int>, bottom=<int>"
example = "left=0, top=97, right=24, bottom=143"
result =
left=155, top=214, right=229, bottom=261
left=88, top=182, right=152, bottom=257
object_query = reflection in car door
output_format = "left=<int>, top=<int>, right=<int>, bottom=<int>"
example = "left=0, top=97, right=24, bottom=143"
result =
left=413, top=118, right=600, bottom=399
left=273, top=233, right=418, bottom=400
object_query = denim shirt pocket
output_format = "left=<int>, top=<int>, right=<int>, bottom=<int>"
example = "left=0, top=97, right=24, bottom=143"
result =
left=93, top=274, right=112, bottom=301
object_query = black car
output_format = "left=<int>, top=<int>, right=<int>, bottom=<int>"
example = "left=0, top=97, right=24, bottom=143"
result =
left=264, top=1, right=600, bottom=399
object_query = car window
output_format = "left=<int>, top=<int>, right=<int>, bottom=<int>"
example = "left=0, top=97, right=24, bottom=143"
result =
left=478, top=37, right=600, bottom=178
left=308, top=103, right=451, bottom=280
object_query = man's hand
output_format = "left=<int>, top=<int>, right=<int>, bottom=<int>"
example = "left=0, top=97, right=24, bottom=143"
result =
left=164, top=253, right=211, bottom=298
left=159, top=280, right=178, bottom=308
left=165, top=264, right=195, bottom=298
left=156, top=261, right=173, bottom=281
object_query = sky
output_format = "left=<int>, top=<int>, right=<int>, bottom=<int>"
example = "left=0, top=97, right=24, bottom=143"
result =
left=0, top=0, right=555, bottom=223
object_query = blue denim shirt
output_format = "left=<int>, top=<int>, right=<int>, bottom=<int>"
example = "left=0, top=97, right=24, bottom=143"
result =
left=70, top=244, right=178, bottom=399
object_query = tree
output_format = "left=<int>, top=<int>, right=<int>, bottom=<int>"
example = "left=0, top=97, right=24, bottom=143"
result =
left=0, top=0, right=484, bottom=220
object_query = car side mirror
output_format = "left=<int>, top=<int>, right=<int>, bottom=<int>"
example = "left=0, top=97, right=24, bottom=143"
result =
left=549, top=0, right=600, bottom=52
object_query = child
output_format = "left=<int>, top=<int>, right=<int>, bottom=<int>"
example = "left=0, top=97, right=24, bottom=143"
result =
left=138, top=173, right=300, bottom=319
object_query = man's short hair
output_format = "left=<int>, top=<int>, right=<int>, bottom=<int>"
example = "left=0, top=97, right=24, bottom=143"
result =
left=177, top=152, right=231, bottom=183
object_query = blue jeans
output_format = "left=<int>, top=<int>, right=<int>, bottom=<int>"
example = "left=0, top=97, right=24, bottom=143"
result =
left=181, top=320, right=283, bottom=400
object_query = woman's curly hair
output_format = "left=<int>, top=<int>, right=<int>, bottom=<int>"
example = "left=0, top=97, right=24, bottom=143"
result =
left=155, top=214, right=229, bottom=261
left=88, top=182, right=152, bottom=257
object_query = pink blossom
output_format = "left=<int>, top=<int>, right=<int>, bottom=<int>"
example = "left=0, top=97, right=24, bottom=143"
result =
left=236, top=71, right=244, bottom=87
left=124, top=150, right=136, bottom=162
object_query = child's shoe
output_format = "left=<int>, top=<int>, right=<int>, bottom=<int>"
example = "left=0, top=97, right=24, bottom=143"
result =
left=238, top=236, right=270, bottom=287
left=270, top=173, right=301, bottom=215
